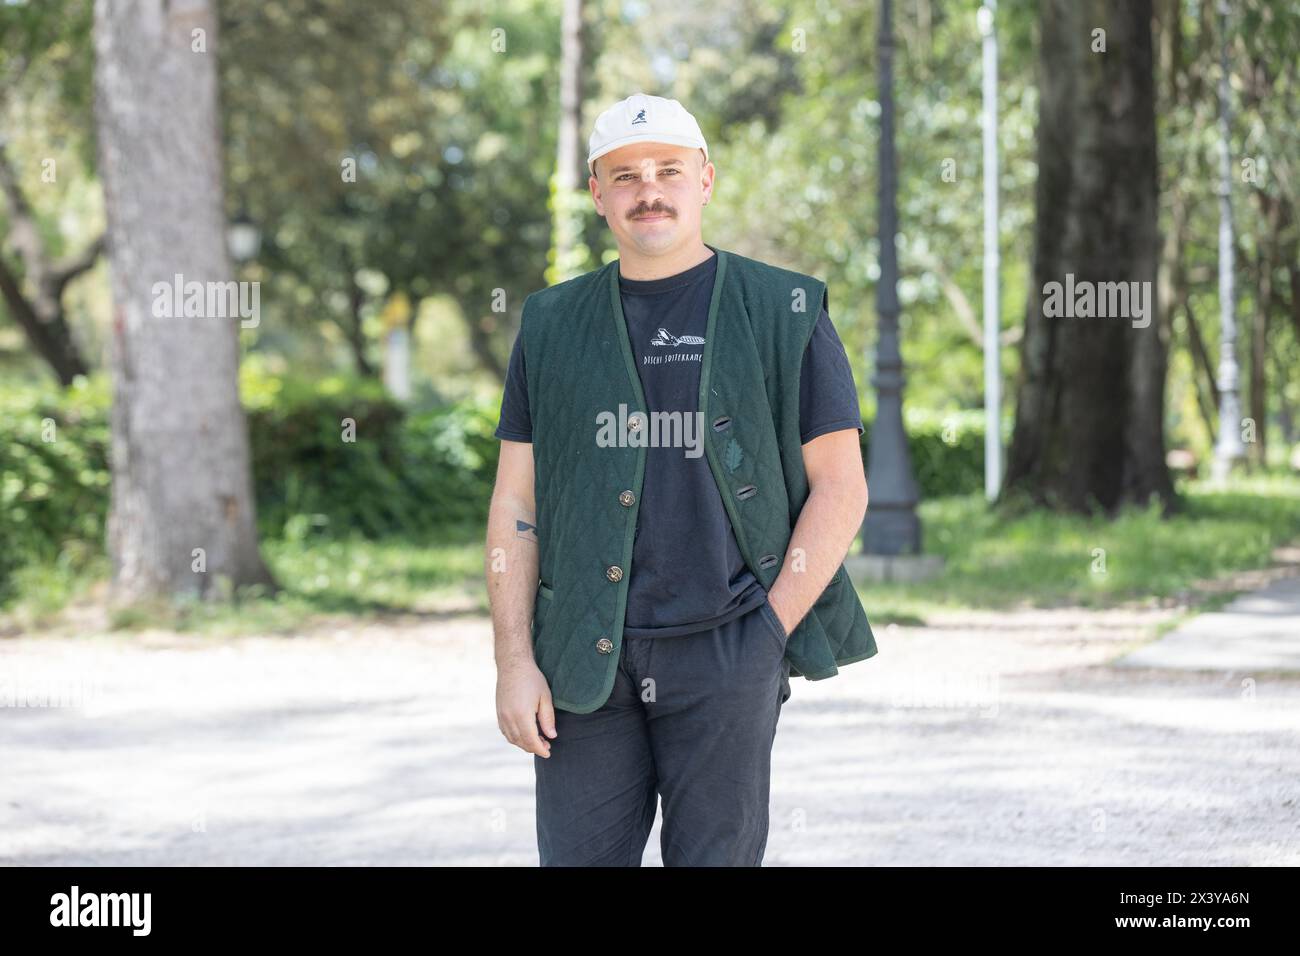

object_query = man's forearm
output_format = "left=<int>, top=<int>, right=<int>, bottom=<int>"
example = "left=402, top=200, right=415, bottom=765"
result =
left=765, top=478, right=867, bottom=633
left=486, top=491, right=540, bottom=669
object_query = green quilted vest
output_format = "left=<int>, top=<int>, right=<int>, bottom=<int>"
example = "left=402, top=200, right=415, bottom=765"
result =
left=522, top=245, right=878, bottom=713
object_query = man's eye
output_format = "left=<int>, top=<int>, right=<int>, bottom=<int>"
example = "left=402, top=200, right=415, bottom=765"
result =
left=617, top=169, right=680, bottom=181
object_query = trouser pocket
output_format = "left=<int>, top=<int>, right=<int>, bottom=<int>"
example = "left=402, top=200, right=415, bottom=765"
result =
left=756, top=601, right=788, bottom=654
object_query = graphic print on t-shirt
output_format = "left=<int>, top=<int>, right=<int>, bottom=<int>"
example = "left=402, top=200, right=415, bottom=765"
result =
left=650, top=327, right=705, bottom=347
left=645, top=326, right=705, bottom=365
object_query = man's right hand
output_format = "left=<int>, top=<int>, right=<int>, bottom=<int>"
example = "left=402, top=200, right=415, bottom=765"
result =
left=496, top=659, right=557, bottom=758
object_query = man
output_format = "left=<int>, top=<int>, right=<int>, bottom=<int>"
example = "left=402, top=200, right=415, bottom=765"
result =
left=487, top=92, right=878, bottom=866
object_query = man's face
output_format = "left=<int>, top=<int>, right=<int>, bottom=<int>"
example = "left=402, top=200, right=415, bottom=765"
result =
left=589, top=143, right=713, bottom=257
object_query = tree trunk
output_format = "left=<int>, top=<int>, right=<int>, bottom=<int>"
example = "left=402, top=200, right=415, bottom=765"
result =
left=1273, top=348, right=1294, bottom=447
left=0, top=256, right=90, bottom=385
left=462, top=296, right=508, bottom=384
left=94, top=0, right=273, bottom=601
left=1290, top=260, right=1300, bottom=344
left=343, top=255, right=377, bottom=378
left=1003, top=0, right=1174, bottom=514
left=0, top=143, right=97, bottom=385
left=556, top=0, right=585, bottom=202
left=547, top=0, right=591, bottom=284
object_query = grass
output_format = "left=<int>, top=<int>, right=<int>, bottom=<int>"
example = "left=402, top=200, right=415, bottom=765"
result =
left=3, top=476, right=1298, bottom=636
left=121, top=523, right=491, bottom=634
left=2, top=523, right=490, bottom=636
left=856, top=475, right=1300, bottom=623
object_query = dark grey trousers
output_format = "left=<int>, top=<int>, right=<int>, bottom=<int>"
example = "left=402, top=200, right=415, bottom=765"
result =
left=534, top=599, right=792, bottom=866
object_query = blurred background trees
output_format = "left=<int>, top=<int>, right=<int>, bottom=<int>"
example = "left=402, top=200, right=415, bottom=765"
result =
left=1, top=0, right=1298, bottom=609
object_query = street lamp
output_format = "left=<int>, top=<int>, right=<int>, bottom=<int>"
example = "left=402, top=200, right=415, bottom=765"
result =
left=1211, top=0, right=1246, bottom=481
left=862, top=0, right=922, bottom=557
left=979, top=0, right=1003, bottom=501
left=226, top=211, right=262, bottom=265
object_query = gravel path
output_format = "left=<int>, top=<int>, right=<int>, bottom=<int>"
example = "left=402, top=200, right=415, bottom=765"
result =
left=2, top=591, right=1298, bottom=866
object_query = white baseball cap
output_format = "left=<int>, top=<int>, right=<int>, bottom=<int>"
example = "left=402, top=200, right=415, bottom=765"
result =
left=587, top=92, right=709, bottom=177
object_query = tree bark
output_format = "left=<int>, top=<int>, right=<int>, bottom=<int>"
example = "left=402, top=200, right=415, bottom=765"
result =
left=93, top=0, right=273, bottom=601
left=462, top=297, right=508, bottom=384
left=1003, top=0, right=1174, bottom=514
left=1290, top=260, right=1300, bottom=345
left=342, top=251, right=377, bottom=378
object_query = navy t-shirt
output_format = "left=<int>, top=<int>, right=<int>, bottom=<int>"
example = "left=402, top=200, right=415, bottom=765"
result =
left=494, top=246, right=864, bottom=638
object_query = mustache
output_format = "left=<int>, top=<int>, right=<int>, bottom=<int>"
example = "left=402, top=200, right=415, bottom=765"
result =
left=630, top=203, right=675, bottom=219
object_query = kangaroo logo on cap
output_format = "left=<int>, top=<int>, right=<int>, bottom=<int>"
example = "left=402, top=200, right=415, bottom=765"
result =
left=631, top=108, right=647, bottom=125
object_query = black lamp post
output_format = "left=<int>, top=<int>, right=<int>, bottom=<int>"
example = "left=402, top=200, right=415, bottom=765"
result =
left=862, top=0, right=922, bottom=556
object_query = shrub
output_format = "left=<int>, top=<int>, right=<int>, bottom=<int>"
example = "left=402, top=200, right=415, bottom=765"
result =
left=861, top=408, right=999, bottom=499
left=0, top=376, right=111, bottom=603
left=0, top=369, right=503, bottom=601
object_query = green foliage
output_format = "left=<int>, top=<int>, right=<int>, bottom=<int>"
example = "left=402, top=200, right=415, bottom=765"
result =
left=709, top=0, right=1039, bottom=415
left=0, top=370, right=502, bottom=605
left=399, top=400, right=501, bottom=526
left=0, top=0, right=95, bottom=161
left=0, top=376, right=110, bottom=603
left=219, top=0, right=558, bottom=377
left=242, top=365, right=406, bottom=538
left=861, top=477, right=1300, bottom=621
left=862, top=408, right=1004, bottom=499
left=242, top=362, right=499, bottom=538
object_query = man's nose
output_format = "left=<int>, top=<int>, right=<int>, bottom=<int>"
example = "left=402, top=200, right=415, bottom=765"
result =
left=635, top=169, right=665, bottom=198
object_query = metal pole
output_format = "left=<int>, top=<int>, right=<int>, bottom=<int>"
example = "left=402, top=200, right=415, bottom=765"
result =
left=979, top=0, right=1002, bottom=501
left=863, top=0, right=922, bottom=555
left=1212, top=0, right=1245, bottom=481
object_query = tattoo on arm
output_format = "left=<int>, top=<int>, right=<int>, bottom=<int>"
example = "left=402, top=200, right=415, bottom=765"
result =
left=515, top=519, right=538, bottom=543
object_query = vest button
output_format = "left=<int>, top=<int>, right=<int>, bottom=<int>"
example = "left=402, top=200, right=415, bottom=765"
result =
left=595, top=637, right=614, bottom=654
left=618, top=490, right=635, bottom=506
left=605, top=564, right=624, bottom=582
left=627, top=414, right=643, bottom=432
